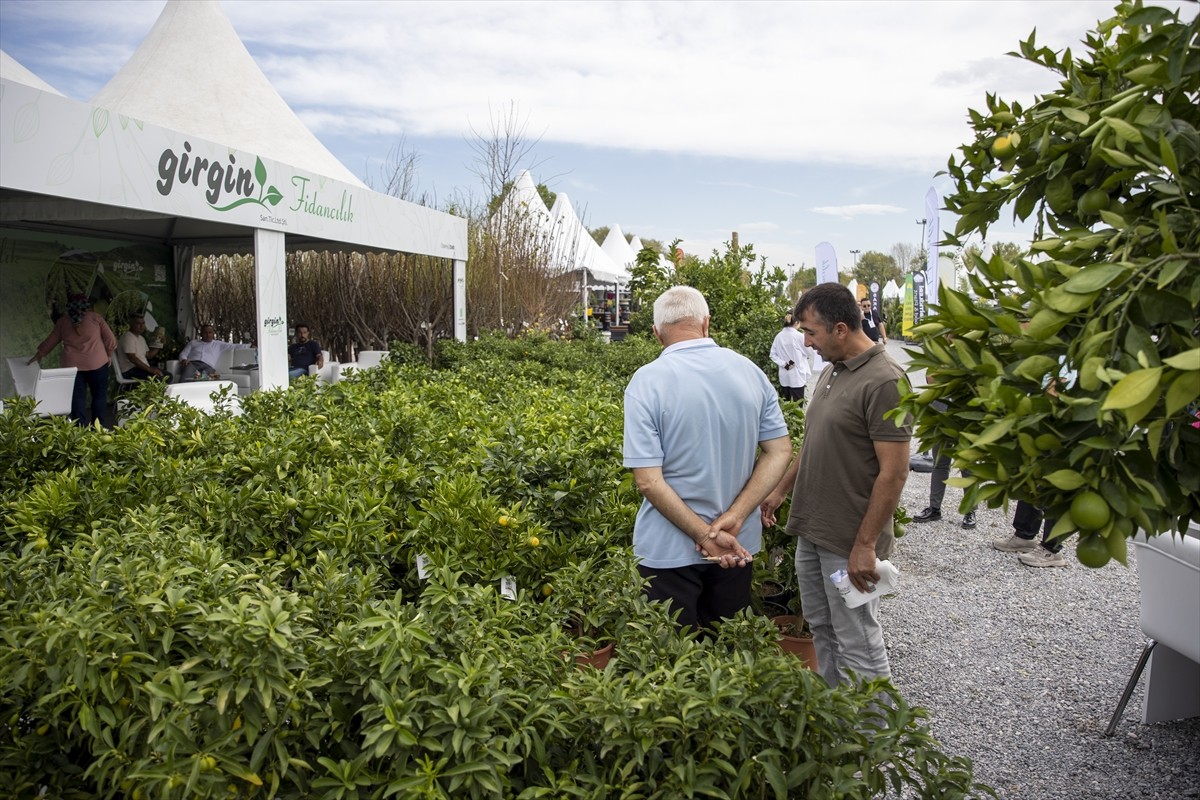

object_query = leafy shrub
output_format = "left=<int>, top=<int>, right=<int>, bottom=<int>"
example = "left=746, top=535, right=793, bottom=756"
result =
left=0, top=342, right=988, bottom=798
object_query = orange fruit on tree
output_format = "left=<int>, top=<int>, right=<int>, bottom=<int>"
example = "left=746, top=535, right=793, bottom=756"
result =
left=1069, top=491, right=1111, bottom=530
left=1076, top=533, right=1111, bottom=568
left=1078, top=188, right=1110, bottom=215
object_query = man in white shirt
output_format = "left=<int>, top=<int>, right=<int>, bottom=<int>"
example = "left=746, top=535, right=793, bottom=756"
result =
left=177, top=323, right=240, bottom=381
left=115, top=313, right=169, bottom=382
left=769, top=314, right=814, bottom=401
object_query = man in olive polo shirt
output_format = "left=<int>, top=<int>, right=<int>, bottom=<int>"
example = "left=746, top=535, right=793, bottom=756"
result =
left=762, top=282, right=911, bottom=686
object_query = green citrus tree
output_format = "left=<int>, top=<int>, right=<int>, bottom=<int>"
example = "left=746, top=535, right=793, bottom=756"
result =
left=898, top=1, right=1199, bottom=567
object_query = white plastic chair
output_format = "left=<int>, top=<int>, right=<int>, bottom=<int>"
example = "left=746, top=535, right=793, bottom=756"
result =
left=228, top=348, right=260, bottom=395
left=165, top=380, right=242, bottom=416
left=334, top=350, right=387, bottom=382
left=1105, top=529, right=1200, bottom=734
left=5, top=356, right=78, bottom=416
left=112, top=359, right=138, bottom=389
left=356, top=350, right=388, bottom=369
left=307, top=351, right=337, bottom=384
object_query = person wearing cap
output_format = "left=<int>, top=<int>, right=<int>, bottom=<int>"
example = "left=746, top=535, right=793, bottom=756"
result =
left=29, top=293, right=118, bottom=426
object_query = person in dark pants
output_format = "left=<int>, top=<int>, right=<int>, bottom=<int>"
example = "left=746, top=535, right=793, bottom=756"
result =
left=29, top=293, right=117, bottom=426
left=911, top=401, right=977, bottom=529
left=623, top=286, right=792, bottom=630
left=911, top=443, right=978, bottom=528
left=992, top=500, right=1067, bottom=567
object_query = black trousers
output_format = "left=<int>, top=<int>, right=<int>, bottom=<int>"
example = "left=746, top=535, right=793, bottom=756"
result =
left=638, top=562, right=753, bottom=630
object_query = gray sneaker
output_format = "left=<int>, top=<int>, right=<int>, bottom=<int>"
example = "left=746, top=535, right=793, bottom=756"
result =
left=1019, top=547, right=1068, bottom=568
left=992, top=534, right=1038, bottom=553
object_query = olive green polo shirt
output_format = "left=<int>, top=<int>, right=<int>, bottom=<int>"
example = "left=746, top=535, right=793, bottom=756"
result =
left=785, top=343, right=912, bottom=558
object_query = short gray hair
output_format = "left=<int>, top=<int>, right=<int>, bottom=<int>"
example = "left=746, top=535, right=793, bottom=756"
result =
left=653, top=286, right=709, bottom=328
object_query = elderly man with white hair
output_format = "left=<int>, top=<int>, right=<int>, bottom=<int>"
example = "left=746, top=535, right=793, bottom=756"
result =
left=623, top=285, right=793, bottom=630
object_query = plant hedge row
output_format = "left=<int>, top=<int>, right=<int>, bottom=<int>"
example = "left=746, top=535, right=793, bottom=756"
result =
left=1, top=337, right=986, bottom=798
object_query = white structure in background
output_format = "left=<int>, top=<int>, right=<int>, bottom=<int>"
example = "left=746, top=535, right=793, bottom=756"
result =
left=600, top=224, right=636, bottom=325
left=0, top=50, right=64, bottom=96
left=628, top=234, right=675, bottom=272
left=882, top=279, right=903, bottom=300
left=599, top=224, right=636, bottom=280
left=502, top=170, right=555, bottom=230
left=550, top=193, right=621, bottom=285
left=0, top=0, right=468, bottom=393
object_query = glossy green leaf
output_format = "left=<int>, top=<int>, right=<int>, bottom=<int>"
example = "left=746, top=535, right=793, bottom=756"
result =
left=1045, top=469, right=1088, bottom=490
left=1165, top=371, right=1199, bottom=416
left=1163, top=349, right=1200, bottom=370
left=1101, top=367, right=1163, bottom=410
left=1061, top=263, right=1128, bottom=294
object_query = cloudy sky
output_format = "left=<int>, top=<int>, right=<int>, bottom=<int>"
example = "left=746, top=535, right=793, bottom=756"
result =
left=0, top=0, right=1188, bottom=273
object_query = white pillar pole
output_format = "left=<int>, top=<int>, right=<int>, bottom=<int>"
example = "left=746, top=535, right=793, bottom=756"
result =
left=254, top=229, right=288, bottom=391
left=453, top=258, right=467, bottom=342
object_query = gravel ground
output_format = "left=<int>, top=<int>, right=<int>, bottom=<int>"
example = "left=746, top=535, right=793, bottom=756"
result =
left=849, top=343, right=1200, bottom=799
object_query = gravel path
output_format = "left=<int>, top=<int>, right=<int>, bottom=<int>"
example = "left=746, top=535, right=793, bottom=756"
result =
left=861, top=343, right=1200, bottom=800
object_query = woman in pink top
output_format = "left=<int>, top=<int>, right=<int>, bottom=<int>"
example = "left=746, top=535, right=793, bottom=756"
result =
left=29, top=293, right=118, bottom=426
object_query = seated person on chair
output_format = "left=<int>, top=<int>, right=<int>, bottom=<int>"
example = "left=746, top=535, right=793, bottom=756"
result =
left=178, top=323, right=240, bottom=381
left=287, top=323, right=324, bottom=379
left=116, top=313, right=170, bottom=383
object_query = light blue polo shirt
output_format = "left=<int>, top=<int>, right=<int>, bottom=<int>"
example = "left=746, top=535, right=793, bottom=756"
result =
left=623, top=338, right=789, bottom=568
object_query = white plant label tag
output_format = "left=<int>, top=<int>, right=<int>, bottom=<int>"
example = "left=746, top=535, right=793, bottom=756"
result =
left=501, top=575, right=517, bottom=600
left=416, top=554, right=430, bottom=580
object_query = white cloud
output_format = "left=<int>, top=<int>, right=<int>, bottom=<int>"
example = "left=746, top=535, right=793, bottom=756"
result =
left=811, top=204, right=907, bottom=220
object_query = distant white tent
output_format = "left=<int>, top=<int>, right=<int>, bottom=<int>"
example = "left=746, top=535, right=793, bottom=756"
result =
left=882, top=279, right=903, bottom=300
left=627, top=234, right=674, bottom=272
left=599, top=224, right=635, bottom=283
left=503, top=170, right=554, bottom=227
left=549, top=192, right=622, bottom=285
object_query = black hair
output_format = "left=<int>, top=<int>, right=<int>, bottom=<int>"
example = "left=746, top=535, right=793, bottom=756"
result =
left=793, top=282, right=860, bottom=331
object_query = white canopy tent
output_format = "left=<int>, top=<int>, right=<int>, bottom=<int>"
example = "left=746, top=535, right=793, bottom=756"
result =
left=549, top=192, right=622, bottom=286
left=0, top=50, right=63, bottom=96
left=599, top=224, right=635, bottom=282
left=0, top=0, right=467, bottom=392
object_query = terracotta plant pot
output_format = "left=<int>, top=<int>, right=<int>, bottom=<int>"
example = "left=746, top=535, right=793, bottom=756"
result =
left=771, top=615, right=818, bottom=671
left=574, top=641, right=615, bottom=670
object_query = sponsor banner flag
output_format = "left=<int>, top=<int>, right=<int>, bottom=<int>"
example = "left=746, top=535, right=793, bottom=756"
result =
left=815, top=241, right=838, bottom=285
left=924, top=187, right=940, bottom=304
left=902, top=273, right=916, bottom=337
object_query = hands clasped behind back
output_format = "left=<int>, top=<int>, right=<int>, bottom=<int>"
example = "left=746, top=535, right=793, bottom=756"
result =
left=696, top=510, right=754, bottom=568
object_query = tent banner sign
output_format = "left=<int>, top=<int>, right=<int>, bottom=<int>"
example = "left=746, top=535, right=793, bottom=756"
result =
left=0, top=80, right=465, bottom=259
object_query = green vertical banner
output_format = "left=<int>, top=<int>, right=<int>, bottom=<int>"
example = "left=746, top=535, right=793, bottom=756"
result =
left=0, top=228, right=175, bottom=399
left=902, top=273, right=915, bottom=338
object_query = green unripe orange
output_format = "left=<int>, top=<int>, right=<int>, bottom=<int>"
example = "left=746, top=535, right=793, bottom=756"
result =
left=1076, top=534, right=1111, bottom=568
left=1078, top=188, right=1110, bottom=215
left=1070, top=491, right=1112, bottom=530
